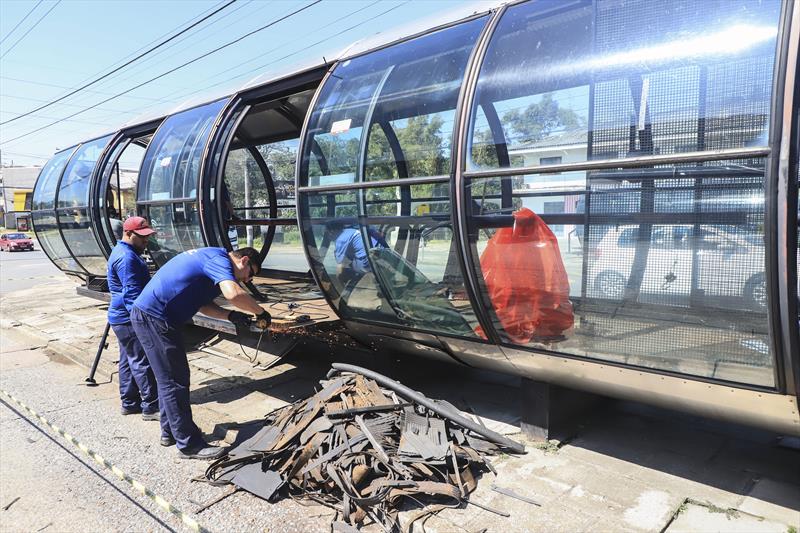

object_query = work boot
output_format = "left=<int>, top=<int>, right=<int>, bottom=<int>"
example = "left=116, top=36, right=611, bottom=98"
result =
left=160, top=436, right=176, bottom=447
left=141, top=411, right=160, bottom=421
left=120, top=407, right=142, bottom=416
left=178, top=444, right=225, bottom=460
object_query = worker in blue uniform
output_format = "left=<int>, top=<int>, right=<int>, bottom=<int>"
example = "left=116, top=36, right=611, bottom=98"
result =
left=106, top=216, right=159, bottom=421
left=326, top=220, right=388, bottom=281
left=131, top=246, right=270, bottom=460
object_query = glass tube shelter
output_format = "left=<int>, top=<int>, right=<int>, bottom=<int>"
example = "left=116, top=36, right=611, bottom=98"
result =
left=32, top=0, right=800, bottom=435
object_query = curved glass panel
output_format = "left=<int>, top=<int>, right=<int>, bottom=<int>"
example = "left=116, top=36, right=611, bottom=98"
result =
left=138, top=100, right=225, bottom=265
left=56, top=135, right=112, bottom=275
left=467, top=0, right=781, bottom=171
left=31, top=149, right=83, bottom=273
left=302, top=183, right=479, bottom=337
left=139, top=99, right=226, bottom=201
left=32, top=210, right=82, bottom=272
left=300, top=17, right=486, bottom=187
left=466, top=156, right=773, bottom=387
left=145, top=202, right=203, bottom=265
left=32, top=149, right=73, bottom=211
left=58, top=136, right=111, bottom=208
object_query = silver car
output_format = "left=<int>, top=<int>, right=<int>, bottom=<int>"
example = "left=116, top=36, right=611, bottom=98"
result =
left=588, top=224, right=766, bottom=311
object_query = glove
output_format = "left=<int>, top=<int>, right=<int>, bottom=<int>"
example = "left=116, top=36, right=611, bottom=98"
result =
left=255, top=310, right=272, bottom=330
left=228, top=310, right=251, bottom=336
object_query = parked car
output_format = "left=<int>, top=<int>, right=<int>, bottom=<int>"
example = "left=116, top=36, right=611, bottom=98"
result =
left=588, top=224, right=765, bottom=311
left=0, top=232, right=35, bottom=252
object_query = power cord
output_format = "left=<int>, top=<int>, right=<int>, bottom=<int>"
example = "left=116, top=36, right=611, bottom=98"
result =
left=237, top=328, right=265, bottom=365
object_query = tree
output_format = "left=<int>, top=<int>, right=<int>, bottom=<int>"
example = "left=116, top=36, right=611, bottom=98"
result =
left=503, top=93, right=582, bottom=145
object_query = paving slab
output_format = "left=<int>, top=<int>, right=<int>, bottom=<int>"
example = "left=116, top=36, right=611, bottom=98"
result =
left=666, top=502, right=790, bottom=533
left=738, top=478, right=800, bottom=526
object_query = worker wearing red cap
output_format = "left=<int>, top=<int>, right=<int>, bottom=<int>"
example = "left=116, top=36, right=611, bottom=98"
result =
left=107, top=217, right=161, bottom=424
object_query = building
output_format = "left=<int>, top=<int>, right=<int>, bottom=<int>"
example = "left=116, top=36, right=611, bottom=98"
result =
left=0, top=166, right=41, bottom=230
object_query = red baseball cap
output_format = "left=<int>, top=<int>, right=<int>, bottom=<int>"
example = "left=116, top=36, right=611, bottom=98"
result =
left=123, top=216, right=156, bottom=236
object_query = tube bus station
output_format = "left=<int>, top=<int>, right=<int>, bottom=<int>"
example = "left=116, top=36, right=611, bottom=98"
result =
left=27, top=0, right=800, bottom=439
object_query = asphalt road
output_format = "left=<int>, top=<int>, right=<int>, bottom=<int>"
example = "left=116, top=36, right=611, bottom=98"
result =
left=0, top=247, right=64, bottom=295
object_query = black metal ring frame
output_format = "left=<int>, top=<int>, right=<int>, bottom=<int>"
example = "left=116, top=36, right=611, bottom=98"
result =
left=39, top=144, right=91, bottom=279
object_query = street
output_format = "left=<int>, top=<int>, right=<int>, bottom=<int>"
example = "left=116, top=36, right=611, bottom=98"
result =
left=0, top=247, right=62, bottom=295
left=1, top=251, right=799, bottom=532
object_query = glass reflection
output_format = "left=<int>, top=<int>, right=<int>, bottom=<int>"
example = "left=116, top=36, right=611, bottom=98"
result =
left=145, top=203, right=203, bottom=265
left=466, top=158, right=772, bottom=386
left=467, top=0, right=781, bottom=171
left=55, top=136, right=112, bottom=275
left=32, top=210, right=82, bottom=272
left=303, top=185, right=478, bottom=337
left=58, top=208, right=107, bottom=274
left=31, top=149, right=83, bottom=272
left=140, top=99, right=226, bottom=201
left=300, top=17, right=486, bottom=186
left=32, top=149, right=73, bottom=211
left=58, top=136, right=111, bottom=208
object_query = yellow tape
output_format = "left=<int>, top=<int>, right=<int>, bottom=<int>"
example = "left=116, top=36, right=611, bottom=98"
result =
left=0, top=388, right=210, bottom=533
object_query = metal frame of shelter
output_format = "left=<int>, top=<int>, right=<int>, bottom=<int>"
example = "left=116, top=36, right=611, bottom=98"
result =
left=30, top=0, right=800, bottom=435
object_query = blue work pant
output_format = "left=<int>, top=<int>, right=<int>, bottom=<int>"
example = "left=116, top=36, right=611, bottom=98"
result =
left=130, top=307, right=204, bottom=451
left=111, top=321, right=158, bottom=414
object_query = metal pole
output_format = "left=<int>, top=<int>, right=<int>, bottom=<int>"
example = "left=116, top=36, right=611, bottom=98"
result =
left=244, top=163, right=253, bottom=247
left=85, top=322, right=111, bottom=386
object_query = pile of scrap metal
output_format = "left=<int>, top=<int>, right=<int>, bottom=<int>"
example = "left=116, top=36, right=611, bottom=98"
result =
left=204, top=363, right=525, bottom=531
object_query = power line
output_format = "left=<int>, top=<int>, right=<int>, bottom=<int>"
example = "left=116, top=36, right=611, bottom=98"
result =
left=40, top=0, right=247, bottom=111
left=0, top=76, right=180, bottom=104
left=1, top=150, right=50, bottom=160
left=89, top=0, right=260, bottom=92
left=0, top=0, right=322, bottom=146
left=0, top=93, right=134, bottom=114
left=0, top=0, right=61, bottom=60
left=155, top=1, right=404, bottom=109
left=0, top=109, right=114, bottom=127
left=0, top=0, right=238, bottom=126
left=0, top=0, right=44, bottom=46
left=57, top=0, right=368, bottom=128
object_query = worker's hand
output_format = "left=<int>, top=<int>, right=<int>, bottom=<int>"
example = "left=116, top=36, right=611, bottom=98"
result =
left=228, top=310, right=251, bottom=337
left=255, top=310, right=271, bottom=330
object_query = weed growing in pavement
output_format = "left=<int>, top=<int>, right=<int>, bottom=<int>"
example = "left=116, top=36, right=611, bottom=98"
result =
left=533, top=439, right=561, bottom=454
left=697, top=500, right=740, bottom=520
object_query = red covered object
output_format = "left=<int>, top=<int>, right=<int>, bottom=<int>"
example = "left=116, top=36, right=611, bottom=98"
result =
left=477, top=208, right=574, bottom=343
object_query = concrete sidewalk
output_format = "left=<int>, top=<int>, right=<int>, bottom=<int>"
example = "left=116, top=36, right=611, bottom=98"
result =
left=2, top=278, right=799, bottom=532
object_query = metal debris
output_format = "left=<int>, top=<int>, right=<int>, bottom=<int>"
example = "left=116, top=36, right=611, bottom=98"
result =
left=491, top=484, right=541, bottom=506
left=205, top=365, right=525, bottom=531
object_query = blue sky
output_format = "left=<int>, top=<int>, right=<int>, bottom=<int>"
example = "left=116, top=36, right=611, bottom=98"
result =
left=0, top=0, right=495, bottom=166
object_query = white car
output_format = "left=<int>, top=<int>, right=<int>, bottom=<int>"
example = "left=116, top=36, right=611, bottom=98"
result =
left=588, top=224, right=765, bottom=311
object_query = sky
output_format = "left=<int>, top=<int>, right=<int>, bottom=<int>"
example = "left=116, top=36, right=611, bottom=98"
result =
left=0, top=0, right=497, bottom=167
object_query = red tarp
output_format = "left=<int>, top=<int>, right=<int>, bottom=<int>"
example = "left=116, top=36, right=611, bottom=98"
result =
left=477, top=208, right=574, bottom=343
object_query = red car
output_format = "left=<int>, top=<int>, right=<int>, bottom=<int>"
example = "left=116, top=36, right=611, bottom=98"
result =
left=0, top=232, right=35, bottom=252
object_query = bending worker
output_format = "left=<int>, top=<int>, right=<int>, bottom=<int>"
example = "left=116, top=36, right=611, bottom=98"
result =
left=131, top=246, right=270, bottom=460
left=107, top=216, right=160, bottom=420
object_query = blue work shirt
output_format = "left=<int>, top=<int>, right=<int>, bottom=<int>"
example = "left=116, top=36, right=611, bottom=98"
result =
left=334, top=227, right=379, bottom=273
left=107, top=241, right=151, bottom=325
left=133, top=247, right=235, bottom=326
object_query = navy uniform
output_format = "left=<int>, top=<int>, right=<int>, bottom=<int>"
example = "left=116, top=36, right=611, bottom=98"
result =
left=131, top=247, right=268, bottom=459
left=107, top=217, right=159, bottom=419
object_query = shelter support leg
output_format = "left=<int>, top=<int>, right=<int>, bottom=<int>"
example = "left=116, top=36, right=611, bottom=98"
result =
left=520, top=378, right=603, bottom=441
